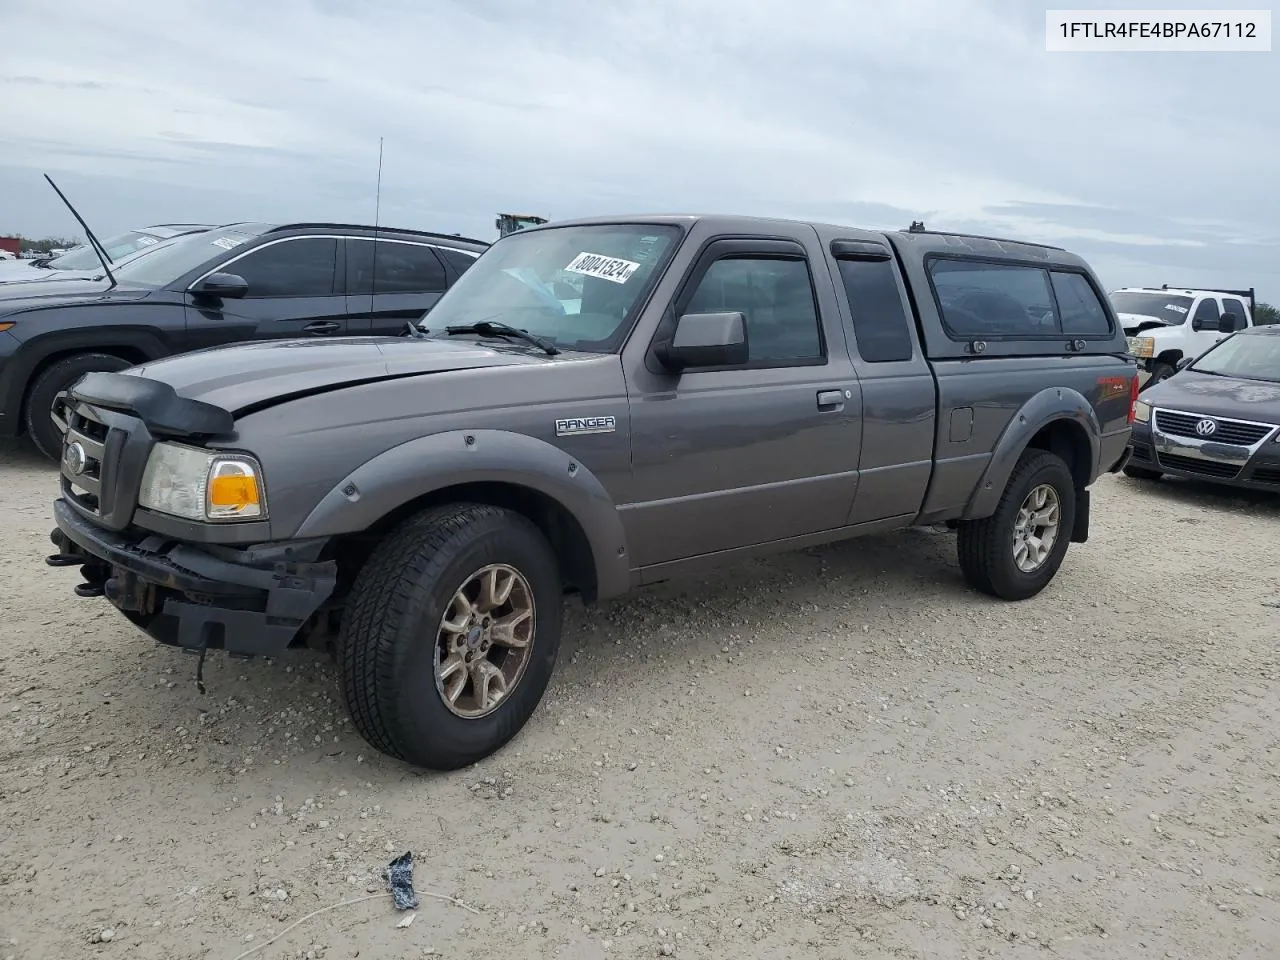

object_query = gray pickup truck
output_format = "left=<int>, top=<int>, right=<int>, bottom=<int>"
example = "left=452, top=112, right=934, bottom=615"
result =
left=46, top=214, right=1139, bottom=770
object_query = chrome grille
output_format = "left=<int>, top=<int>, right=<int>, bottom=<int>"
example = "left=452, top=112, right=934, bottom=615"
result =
left=1154, top=410, right=1275, bottom=446
left=61, top=405, right=109, bottom=515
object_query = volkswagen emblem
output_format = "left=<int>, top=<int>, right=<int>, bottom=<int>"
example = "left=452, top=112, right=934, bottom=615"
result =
left=63, top=440, right=87, bottom=476
left=1195, top=418, right=1218, bottom=437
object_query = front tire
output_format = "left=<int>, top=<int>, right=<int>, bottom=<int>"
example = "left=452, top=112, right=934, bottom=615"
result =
left=24, top=353, right=133, bottom=460
left=956, top=449, right=1076, bottom=601
left=337, top=503, right=563, bottom=770
left=1141, top=360, right=1176, bottom=391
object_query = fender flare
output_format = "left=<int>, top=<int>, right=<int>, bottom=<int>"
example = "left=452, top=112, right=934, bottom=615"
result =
left=962, top=386, right=1101, bottom=520
left=293, top=429, right=632, bottom=601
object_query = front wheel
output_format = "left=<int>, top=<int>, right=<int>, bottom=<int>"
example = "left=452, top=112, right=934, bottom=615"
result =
left=24, top=352, right=133, bottom=460
left=1140, top=361, right=1176, bottom=391
left=337, top=503, right=563, bottom=770
left=956, top=449, right=1076, bottom=601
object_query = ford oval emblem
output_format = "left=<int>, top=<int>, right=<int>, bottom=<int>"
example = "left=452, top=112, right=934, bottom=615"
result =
left=1195, top=418, right=1217, bottom=437
left=63, top=440, right=87, bottom=476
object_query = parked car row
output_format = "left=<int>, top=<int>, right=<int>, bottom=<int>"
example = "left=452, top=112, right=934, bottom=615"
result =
left=1103, top=283, right=1280, bottom=495
left=0, top=224, right=213, bottom=285
left=0, top=220, right=488, bottom=457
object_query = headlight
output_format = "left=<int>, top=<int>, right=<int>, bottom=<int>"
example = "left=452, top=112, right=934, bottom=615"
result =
left=1132, top=400, right=1151, bottom=423
left=138, top=441, right=266, bottom=522
left=1127, top=336, right=1155, bottom=359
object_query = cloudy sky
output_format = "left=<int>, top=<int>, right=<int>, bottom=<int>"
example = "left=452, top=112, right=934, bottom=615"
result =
left=1, top=0, right=1276, bottom=301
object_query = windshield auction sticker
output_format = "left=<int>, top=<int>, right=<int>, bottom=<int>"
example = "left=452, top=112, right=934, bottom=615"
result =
left=564, top=252, right=641, bottom=284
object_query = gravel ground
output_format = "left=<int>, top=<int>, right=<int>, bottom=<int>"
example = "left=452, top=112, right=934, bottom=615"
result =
left=2, top=437, right=1278, bottom=960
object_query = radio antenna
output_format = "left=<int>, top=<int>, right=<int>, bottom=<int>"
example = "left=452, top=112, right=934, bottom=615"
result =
left=371, top=136, right=383, bottom=308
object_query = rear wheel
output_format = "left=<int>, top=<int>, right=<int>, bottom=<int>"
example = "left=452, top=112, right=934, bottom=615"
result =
left=24, top=353, right=132, bottom=460
left=957, top=449, right=1076, bottom=601
left=337, top=503, right=563, bottom=770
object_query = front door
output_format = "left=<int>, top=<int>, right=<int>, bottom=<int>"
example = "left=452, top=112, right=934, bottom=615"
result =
left=184, top=236, right=348, bottom=346
left=621, top=234, right=864, bottom=569
left=1190, top=296, right=1226, bottom=356
left=344, top=238, right=451, bottom=335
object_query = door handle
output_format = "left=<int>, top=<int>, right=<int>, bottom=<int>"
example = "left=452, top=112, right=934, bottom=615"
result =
left=304, top=321, right=341, bottom=335
left=817, top=389, right=846, bottom=412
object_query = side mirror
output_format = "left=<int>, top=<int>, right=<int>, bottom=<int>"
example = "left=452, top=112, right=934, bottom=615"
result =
left=1176, top=356, right=1194, bottom=371
left=655, top=311, right=749, bottom=372
left=1217, top=314, right=1236, bottom=333
left=191, top=272, right=248, bottom=299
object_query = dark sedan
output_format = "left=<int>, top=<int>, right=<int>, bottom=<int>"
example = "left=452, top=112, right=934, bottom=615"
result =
left=1124, top=324, right=1280, bottom=491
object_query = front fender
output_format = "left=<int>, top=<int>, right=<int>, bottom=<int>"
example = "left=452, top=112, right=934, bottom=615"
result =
left=0, top=319, right=169, bottom=430
left=962, top=387, right=1101, bottom=520
left=293, top=429, right=631, bottom=601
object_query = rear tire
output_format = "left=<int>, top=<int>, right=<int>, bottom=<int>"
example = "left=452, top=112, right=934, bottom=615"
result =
left=337, top=503, right=563, bottom=770
left=24, top=353, right=133, bottom=460
left=957, top=449, right=1076, bottom=601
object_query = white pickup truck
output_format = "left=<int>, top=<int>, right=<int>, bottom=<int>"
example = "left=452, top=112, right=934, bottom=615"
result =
left=1111, top=285, right=1255, bottom=387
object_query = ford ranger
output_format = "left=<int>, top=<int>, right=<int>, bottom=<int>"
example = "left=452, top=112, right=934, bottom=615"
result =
left=45, top=214, right=1140, bottom=770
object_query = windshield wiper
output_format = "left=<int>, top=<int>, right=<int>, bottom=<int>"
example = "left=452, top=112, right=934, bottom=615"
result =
left=444, top=320, right=559, bottom=355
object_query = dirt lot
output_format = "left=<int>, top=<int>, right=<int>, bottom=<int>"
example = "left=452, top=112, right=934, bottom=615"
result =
left=1, top=438, right=1278, bottom=960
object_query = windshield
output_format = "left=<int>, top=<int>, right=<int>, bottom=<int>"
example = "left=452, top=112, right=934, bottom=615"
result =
left=1110, top=291, right=1193, bottom=325
left=111, top=225, right=267, bottom=286
left=1190, top=333, right=1280, bottom=383
left=47, top=230, right=164, bottom=270
left=423, top=223, right=682, bottom=352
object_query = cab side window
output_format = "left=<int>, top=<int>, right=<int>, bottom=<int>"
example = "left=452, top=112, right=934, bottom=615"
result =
left=835, top=257, right=914, bottom=362
left=231, top=238, right=339, bottom=298
left=683, top=256, right=823, bottom=365
left=1192, top=297, right=1221, bottom=330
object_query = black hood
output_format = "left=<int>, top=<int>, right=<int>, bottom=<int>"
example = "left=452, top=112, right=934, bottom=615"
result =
left=0, top=276, right=153, bottom=311
left=126, top=334, right=560, bottom=414
left=1142, top=368, right=1280, bottom=422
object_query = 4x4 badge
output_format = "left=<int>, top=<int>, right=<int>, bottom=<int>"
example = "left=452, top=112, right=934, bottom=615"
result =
left=555, top=416, right=616, bottom=437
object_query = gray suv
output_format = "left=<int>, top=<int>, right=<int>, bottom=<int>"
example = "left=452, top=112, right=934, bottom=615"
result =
left=45, top=214, right=1139, bottom=770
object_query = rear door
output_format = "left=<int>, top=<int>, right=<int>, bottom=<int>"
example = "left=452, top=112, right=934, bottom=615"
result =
left=816, top=232, right=936, bottom=524
left=621, top=230, right=864, bottom=568
left=344, top=238, right=451, bottom=334
left=184, top=236, right=348, bottom=344
left=1221, top=296, right=1251, bottom=332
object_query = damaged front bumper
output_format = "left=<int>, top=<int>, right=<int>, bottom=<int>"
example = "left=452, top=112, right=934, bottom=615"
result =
left=48, top=497, right=337, bottom=657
